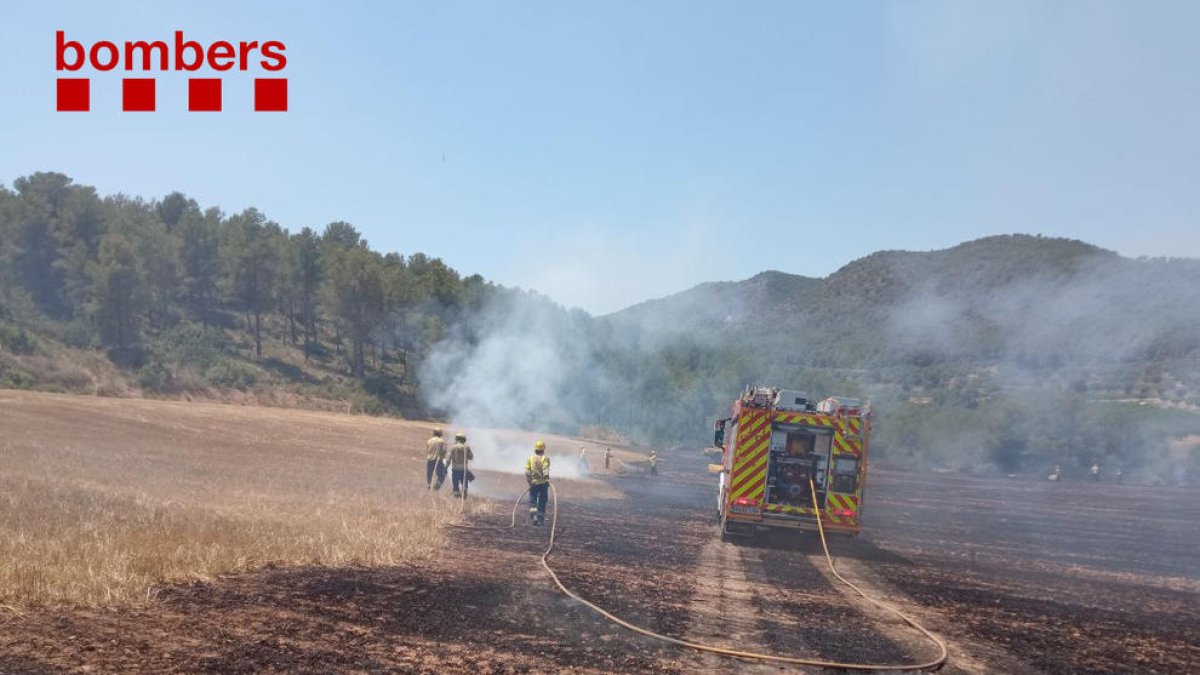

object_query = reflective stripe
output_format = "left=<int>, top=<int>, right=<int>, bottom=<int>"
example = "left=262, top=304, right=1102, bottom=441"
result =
left=728, top=415, right=770, bottom=501
left=833, top=435, right=850, bottom=455
left=526, top=454, right=551, bottom=483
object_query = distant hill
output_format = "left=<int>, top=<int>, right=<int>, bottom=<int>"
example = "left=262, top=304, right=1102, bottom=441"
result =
left=606, top=270, right=821, bottom=338
left=606, top=234, right=1200, bottom=371
left=820, top=235, right=1118, bottom=306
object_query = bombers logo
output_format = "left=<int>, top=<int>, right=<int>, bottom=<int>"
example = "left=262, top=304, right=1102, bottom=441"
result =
left=55, top=31, right=288, bottom=112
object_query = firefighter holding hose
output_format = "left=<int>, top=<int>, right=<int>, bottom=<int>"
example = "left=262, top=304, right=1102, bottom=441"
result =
left=425, top=428, right=447, bottom=490
left=526, top=440, right=551, bottom=526
left=448, top=432, right=474, bottom=498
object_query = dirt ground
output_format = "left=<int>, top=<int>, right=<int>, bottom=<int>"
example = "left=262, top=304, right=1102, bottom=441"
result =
left=2, top=393, right=1198, bottom=673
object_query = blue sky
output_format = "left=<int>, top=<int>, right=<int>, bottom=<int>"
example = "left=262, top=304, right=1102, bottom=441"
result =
left=2, top=2, right=1198, bottom=314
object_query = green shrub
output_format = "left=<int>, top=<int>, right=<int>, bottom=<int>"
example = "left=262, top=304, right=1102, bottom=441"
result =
left=59, top=321, right=98, bottom=349
left=137, top=357, right=177, bottom=394
left=352, top=394, right=391, bottom=416
left=0, top=325, right=36, bottom=355
left=362, top=373, right=396, bottom=400
left=1, top=368, right=34, bottom=389
left=204, top=360, right=258, bottom=390
left=156, top=324, right=226, bottom=370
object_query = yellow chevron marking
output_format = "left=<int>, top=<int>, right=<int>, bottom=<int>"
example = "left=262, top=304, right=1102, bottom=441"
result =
left=737, top=415, right=767, bottom=447
left=745, top=483, right=765, bottom=501
left=733, top=433, right=769, bottom=473
left=730, top=460, right=766, bottom=496
left=833, top=435, right=849, bottom=455
left=730, top=450, right=769, bottom=498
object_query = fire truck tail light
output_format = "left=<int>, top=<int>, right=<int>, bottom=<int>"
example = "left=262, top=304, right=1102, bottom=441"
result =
left=731, top=497, right=760, bottom=515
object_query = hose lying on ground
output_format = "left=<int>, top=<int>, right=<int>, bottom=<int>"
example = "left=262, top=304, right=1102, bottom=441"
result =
left=451, top=480, right=949, bottom=671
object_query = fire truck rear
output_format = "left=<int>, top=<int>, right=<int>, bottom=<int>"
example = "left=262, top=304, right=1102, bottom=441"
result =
left=713, top=386, right=870, bottom=538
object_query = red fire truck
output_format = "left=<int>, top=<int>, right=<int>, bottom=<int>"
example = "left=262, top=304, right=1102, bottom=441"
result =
left=714, top=386, right=870, bottom=538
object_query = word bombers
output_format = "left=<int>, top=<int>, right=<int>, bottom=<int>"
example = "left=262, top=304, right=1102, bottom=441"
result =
left=55, top=30, right=289, bottom=112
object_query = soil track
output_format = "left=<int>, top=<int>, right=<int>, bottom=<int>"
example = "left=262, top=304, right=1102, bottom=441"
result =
left=2, top=398, right=1199, bottom=673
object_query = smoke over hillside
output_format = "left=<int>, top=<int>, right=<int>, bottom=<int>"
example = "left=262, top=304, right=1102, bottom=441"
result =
left=881, top=246, right=1200, bottom=367
left=422, top=235, right=1200, bottom=482
left=850, top=238, right=1199, bottom=481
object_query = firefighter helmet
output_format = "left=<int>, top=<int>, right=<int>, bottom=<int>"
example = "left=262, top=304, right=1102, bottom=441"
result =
left=433, top=428, right=443, bottom=437
left=455, top=432, right=466, bottom=441
left=534, top=440, right=546, bottom=452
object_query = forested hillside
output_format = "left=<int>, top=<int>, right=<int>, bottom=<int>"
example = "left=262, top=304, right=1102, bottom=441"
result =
left=0, top=172, right=497, bottom=416
left=2, top=173, right=1197, bottom=482
left=611, top=235, right=1200, bottom=373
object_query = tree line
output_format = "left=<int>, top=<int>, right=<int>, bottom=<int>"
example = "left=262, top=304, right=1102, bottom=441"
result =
left=0, top=172, right=489, bottom=386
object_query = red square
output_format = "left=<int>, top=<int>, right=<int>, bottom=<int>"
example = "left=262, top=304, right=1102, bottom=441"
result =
left=123, top=78, right=156, bottom=112
left=57, top=78, right=89, bottom=111
left=188, top=78, right=222, bottom=112
left=254, top=78, right=287, bottom=112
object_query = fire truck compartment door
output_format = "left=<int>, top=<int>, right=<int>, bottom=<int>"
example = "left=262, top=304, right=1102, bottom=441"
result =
left=832, top=457, right=859, bottom=493
left=770, top=426, right=832, bottom=489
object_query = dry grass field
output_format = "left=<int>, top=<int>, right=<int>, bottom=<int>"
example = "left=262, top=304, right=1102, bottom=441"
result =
left=0, top=390, right=623, bottom=609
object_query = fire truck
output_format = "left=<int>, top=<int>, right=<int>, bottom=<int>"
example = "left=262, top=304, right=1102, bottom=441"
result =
left=713, top=386, right=870, bottom=538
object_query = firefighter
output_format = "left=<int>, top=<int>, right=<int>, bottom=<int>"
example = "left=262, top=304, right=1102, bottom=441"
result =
left=648, top=450, right=659, bottom=476
left=1049, top=465, right=1062, bottom=482
left=1091, top=463, right=1101, bottom=481
left=578, top=445, right=589, bottom=473
left=425, top=428, right=446, bottom=490
left=526, top=440, right=551, bottom=525
left=448, top=432, right=474, bottom=498
left=604, top=447, right=612, bottom=470
left=1116, top=468, right=1124, bottom=485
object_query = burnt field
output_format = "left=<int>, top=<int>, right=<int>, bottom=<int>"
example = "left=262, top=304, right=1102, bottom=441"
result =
left=2, top=401, right=1198, bottom=673
left=861, top=470, right=1200, bottom=674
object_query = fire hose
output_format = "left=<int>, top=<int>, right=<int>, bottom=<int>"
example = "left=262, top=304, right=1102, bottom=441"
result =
left=452, top=479, right=949, bottom=671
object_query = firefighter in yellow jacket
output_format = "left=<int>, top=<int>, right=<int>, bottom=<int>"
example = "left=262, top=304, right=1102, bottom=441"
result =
left=526, top=440, right=551, bottom=525
left=448, top=432, right=474, bottom=498
left=426, top=428, right=447, bottom=490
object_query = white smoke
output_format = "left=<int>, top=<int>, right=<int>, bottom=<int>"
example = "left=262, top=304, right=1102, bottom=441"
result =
left=457, top=428, right=592, bottom=480
left=419, top=287, right=612, bottom=477
left=885, top=252, right=1200, bottom=368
